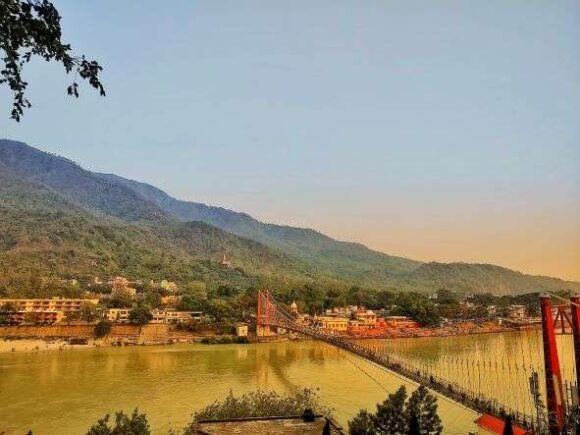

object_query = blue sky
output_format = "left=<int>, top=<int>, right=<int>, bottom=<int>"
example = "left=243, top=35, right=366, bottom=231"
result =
left=2, top=1, right=579, bottom=279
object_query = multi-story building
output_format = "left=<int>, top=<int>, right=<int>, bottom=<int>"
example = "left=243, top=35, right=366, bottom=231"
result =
left=163, top=310, right=202, bottom=324
left=0, top=298, right=99, bottom=313
left=106, top=308, right=131, bottom=323
left=106, top=309, right=203, bottom=324
left=355, top=310, right=377, bottom=328
left=384, top=316, right=420, bottom=329
left=315, top=316, right=348, bottom=332
left=324, top=306, right=359, bottom=318
left=151, top=310, right=167, bottom=324
left=0, top=298, right=99, bottom=325
left=4, top=310, right=65, bottom=325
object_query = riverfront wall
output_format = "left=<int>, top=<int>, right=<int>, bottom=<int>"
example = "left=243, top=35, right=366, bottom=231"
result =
left=0, top=324, right=174, bottom=344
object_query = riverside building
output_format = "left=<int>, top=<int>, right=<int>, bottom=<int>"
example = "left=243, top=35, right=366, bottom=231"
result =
left=0, top=298, right=99, bottom=325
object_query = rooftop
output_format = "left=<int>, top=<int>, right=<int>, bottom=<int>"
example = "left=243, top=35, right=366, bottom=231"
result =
left=474, top=414, right=530, bottom=435
left=195, top=414, right=343, bottom=434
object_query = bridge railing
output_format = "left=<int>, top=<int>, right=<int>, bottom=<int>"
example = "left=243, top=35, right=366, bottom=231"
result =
left=257, top=290, right=543, bottom=433
left=269, top=318, right=541, bottom=432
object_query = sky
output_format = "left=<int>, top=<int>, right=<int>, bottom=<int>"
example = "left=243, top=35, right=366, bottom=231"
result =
left=1, top=1, right=579, bottom=280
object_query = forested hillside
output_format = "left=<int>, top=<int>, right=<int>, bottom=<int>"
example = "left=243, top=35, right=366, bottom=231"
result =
left=1, top=139, right=579, bottom=297
left=391, top=262, right=579, bottom=295
left=0, top=163, right=306, bottom=297
left=100, top=173, right=422, bottom=281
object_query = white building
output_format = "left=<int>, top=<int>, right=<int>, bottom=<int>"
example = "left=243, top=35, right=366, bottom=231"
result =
left=235, top=323, right=249, bottom=337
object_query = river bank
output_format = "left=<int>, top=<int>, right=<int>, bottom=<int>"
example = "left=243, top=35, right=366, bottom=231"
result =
left=0, top=338, right=86, bottom=353
left=339, top=319, right=531, bottom=340
left=0, top=324, right=197, bottom=353
left=0, top=319, right=533, bottom=354
left=397, top=320, right=528, bottom=338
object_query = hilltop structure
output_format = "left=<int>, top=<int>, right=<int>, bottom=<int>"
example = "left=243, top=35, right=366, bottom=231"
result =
left=220, top=254, right=232, bottom=268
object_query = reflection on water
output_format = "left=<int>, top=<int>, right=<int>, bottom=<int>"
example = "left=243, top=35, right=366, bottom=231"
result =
left=1, top=333, right=564, bottom=434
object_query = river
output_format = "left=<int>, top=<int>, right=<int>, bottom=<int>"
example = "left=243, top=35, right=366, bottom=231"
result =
left=0, top=331, right=574, bottom=434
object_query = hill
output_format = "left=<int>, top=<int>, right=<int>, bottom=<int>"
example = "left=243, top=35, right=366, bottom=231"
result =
left=1, top=138, right=579, bottom=296
left=394, top=262, right=579, bottom=295
left=0, top=159, right=308, bottom=297
left=103, top=173, right=422, bottom=282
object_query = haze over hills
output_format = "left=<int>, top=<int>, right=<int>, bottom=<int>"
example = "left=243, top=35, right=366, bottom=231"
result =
left=103, top=173, right=421, bottom=280
left=1, top=138, right=578, bottom=296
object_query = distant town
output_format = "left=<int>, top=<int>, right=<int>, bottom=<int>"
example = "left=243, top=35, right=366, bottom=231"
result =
left=0, top=273, right=546, bottom=348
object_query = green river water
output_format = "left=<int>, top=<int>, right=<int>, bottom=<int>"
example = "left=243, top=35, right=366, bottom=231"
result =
left=0, top=331, right=575, bottom=434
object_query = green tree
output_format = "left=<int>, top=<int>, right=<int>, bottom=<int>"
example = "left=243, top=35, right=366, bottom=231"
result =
left=436, top=302, right=462, bottom=320
left=79, top=302, right=101, bottom=323
left=348, top=385, right=442, bottom=435
left=182, top=280, right=207, bottom=298
left=0, top=0, right=105, bottom=121
left=205, top=298, right=235, bottom=323
left=94, top=319, right=112, bottom=338
left=143, top=291, right=162, bottom=309
left=470, top=305, right=490, bottom=320
left=434, top=289, right=457, bottom=305
left=86, top=408, right=150, bottom=435
left=348, top=409, right=376, bottom=435
left=469, top=293, right=497, bottom=306
left=216, top=285, right=239, bottom=298
left=302, top=284, right=326, bottom=313
left=408, top=413, right=420, bottom=435
left=395, top=293, right=440, bottom=327
left=108, top=292, right=133, bottom=309
left=190, top=388, right=332, bottom=423
left=373, top=386, right=408, bottom=434
left=405, top=385, right=442, bottom=435
left=178, top=294, right=205, bottom=312
left=129, top=306, right=153, bottom=326
left=376, top=290, right=396, bottom=309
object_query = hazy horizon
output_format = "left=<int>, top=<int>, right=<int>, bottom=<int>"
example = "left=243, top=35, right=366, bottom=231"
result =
left=2, top=1, right=579, bottom=280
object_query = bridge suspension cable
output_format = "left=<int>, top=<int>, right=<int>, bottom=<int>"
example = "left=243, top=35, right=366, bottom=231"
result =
left=256, top=289, right=546, bottom=433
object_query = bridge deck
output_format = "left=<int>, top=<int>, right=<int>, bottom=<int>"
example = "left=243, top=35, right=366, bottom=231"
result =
left=261, top=320, right=539, bottom=433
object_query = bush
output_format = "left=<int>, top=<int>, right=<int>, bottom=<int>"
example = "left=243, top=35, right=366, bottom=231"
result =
left=94, top=320, right=112, bottom=338
left=86, top=408, right=150, bottom=435
left=128, top=306, right=153, bottom=326
left=200, top=336, right=249, bottom=345
left=191, top=388, right=333, bottom=422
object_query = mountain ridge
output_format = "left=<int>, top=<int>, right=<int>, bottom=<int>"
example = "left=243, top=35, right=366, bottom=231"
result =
left=1, top=138, right=578, bottom=295
left=99, top=173, right=423, bottom=282
left=0, top=158, right=309, bottom=297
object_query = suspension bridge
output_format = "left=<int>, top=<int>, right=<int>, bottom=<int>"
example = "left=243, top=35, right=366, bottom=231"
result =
left=257, top=290, right=580, bottom=434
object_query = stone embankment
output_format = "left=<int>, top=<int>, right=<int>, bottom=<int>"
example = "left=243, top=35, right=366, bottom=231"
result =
left=0, top=324, right=200, bottom=348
